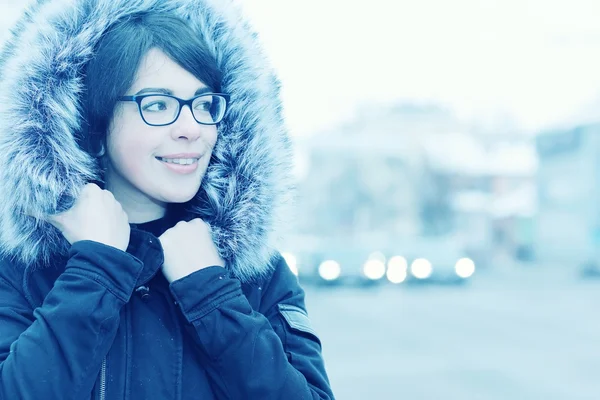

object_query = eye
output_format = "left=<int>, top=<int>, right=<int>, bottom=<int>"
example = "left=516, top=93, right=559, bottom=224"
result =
left=194, top=100, right=212, bottom=112
left=142, top=100, right=170, bottom=112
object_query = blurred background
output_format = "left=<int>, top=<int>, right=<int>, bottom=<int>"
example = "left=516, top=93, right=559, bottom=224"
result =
left=3, top=0, right=600, bottom=398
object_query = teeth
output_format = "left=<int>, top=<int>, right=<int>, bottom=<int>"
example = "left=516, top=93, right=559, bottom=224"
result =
left=158, top=157, right=198, bottom=165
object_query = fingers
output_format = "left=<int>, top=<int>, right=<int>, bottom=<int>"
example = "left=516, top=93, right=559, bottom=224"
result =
left=41, top=183, right=101, bottom=229
left=45, top=212, right=65, bottom=230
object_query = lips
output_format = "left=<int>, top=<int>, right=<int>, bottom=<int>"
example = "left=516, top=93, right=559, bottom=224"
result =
left=156, top=156, right=200, bottom=174
left=155, top=152, right=203, bottom=165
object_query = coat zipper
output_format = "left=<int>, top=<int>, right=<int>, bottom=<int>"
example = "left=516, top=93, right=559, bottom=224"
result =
left=99, top=357, right=107, bottom=400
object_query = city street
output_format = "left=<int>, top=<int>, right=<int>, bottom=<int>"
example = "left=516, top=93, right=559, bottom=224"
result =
left=304, top=268, right=600, bottom=400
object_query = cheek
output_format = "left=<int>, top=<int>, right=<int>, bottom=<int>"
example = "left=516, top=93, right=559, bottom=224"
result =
left=206, top=126, right=218, bottom=147
left=106, top=118, right=153, bottom=170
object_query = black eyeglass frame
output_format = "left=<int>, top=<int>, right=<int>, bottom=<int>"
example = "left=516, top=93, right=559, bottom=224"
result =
left=117, top=93, right=230, bottom=126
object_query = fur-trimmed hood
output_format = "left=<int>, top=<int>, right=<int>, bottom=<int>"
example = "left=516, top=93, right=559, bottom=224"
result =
left=0, top=0, right=293, bottom=283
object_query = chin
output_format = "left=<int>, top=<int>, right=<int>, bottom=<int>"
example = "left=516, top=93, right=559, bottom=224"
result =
left=158, top=184, right=201, bottom=204
left=164, top=190, right=199, bottom=204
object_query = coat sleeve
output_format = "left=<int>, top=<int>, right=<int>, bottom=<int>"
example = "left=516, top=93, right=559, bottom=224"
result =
left=169, top=255, right=335, bottom=400
left=0, top=241, right=144, bottom=400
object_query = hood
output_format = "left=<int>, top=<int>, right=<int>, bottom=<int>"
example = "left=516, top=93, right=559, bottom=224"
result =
left=0, top=0, right=293, bottom=283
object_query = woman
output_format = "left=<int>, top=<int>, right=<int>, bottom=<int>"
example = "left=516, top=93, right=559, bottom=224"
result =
left=0, top=0, right=334, bottom=399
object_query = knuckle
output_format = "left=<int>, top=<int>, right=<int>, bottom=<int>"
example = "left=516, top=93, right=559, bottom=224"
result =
left=47, top=213, right=62, bottom=224
left=84, top=183, right=99, bottom=193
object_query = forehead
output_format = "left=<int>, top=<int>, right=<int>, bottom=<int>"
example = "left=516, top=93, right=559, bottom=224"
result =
left=129, top=48, right=208, bottom=96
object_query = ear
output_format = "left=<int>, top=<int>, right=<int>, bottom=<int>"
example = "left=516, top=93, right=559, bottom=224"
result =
left=89, top=135, right=106, bottom=158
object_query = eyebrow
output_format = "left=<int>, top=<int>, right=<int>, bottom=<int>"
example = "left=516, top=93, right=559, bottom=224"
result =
left=134, top=87, right=213, bottom=96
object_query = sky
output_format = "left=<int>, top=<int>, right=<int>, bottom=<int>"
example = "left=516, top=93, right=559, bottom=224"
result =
left=241, top=0, right=600, bottom=136
left=1, top=0, right=600, bottom=136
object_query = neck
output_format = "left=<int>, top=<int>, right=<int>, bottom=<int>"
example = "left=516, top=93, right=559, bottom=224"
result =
left=104, top=168, right=167, bottom=224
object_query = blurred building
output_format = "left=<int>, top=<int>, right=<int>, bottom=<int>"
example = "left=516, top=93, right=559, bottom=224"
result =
left=534, top=124, right=600, bottom=267
left=292, top=102, right=539, bottom=269
left=293, top=104, right=474, bottom=242
left=293, top=105, right=430, bottom=243
left=424, top=134, right=538, bottom=267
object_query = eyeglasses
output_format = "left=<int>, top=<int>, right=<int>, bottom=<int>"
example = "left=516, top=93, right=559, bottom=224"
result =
left=117, top=93, right=230, bottom=126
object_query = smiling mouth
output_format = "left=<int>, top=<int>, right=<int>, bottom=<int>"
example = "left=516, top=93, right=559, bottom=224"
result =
left=155, top=156, right=200, bottom=165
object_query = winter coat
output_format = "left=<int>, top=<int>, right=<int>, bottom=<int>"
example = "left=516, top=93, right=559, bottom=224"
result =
left=0, top=0, right=334, bottom=398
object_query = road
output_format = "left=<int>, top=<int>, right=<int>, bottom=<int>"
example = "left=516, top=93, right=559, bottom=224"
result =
left=303, top=267, right=600, bottom=400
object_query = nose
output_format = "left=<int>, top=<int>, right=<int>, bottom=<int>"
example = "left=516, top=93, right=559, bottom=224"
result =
left=170, top=104, right=202, bottom=141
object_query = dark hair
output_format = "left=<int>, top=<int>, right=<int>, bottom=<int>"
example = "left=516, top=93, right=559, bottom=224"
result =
left=81, top=12, right=222, bottom=156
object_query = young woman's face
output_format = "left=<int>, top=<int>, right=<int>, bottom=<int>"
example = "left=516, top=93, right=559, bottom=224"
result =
left=104, top=48, right=218, bottom=218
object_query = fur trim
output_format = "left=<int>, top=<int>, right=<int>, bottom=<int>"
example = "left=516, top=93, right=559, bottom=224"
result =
left=0, top=0, right=293, bottom=283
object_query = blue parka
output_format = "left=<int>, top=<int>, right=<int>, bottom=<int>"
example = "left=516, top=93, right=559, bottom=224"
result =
left=0, top=0, right=334, bottom=398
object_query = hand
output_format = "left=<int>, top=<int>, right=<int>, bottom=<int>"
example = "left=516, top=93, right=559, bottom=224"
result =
left=46, top=183, right=131, bottom=251
left=159, top=218, right=225, bottom=283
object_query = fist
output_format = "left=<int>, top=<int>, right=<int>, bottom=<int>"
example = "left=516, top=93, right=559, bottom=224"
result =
left=47, top=183, right=130, bottom=251
left=159, top=218, right=225, bottom=283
